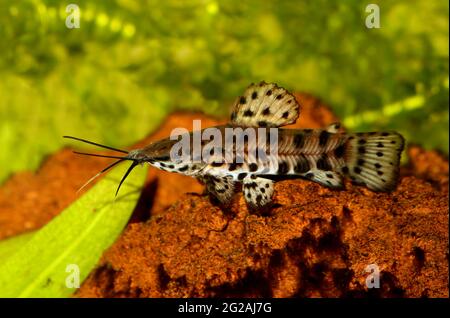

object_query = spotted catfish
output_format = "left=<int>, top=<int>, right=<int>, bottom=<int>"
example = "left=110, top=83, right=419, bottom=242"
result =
left=65, top=82, right=405, bottom=209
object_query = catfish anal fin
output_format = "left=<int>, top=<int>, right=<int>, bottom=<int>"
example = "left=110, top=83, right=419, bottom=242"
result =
left=304, top=170, right=344, bottom=189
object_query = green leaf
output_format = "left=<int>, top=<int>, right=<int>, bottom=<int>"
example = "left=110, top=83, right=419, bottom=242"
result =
left=0, top=231, right=35, bottom=261
left=0, top=163, right=148, bottom=298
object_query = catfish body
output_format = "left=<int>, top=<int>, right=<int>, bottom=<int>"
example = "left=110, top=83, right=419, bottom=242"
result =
left=145, top=124, right=404, bottom=207
left=135, top=82, right=404, bottom=208
left=68, top=82, right=405, bottom=209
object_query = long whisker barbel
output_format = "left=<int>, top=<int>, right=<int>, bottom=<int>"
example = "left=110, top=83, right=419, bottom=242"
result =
left=64, top=135, right=141, bottom=196
left=73, top=151, right=134, bottom=161
left=63, top=135, right=129, bottom=154
left=76, top=159, right=125, bottom=194
left=115, top=162, right=139, bottom=197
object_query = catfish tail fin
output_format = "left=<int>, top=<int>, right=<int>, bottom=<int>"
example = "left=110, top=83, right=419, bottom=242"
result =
left=344, top=132, right=405, bottom=191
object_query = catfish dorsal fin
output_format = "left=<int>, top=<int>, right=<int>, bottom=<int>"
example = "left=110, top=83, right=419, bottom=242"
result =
left=230, top=82, right=300, bottom=127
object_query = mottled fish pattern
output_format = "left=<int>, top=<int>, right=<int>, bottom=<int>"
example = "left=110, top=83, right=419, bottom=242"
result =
left=136, top=82, right=405, bottom=208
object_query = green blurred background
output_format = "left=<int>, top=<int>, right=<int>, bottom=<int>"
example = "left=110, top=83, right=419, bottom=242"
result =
left=0, top=0, right=448, bottom=183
